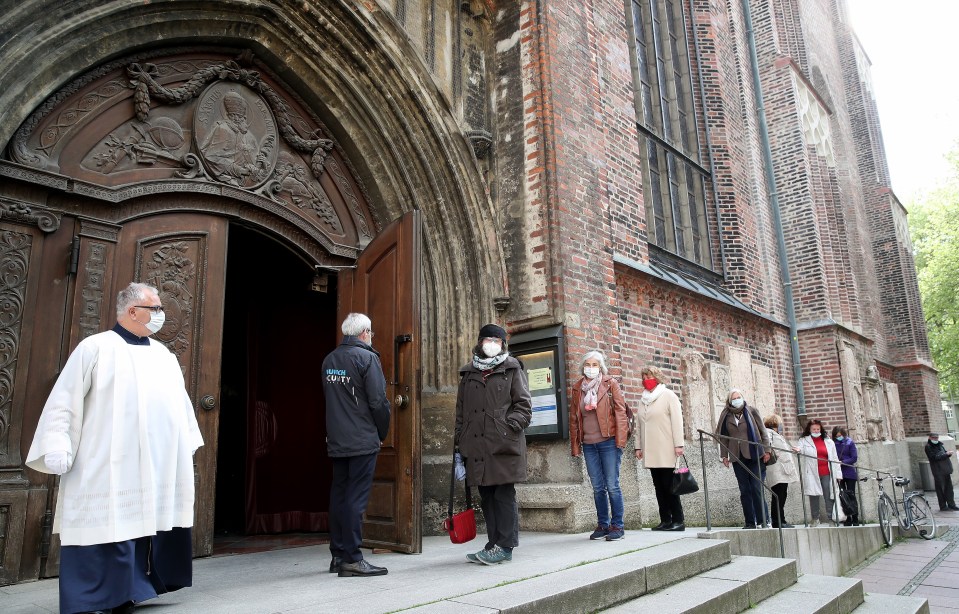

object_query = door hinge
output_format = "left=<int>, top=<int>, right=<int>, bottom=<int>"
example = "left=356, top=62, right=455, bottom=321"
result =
left=69, top=236, right=80, bottom=276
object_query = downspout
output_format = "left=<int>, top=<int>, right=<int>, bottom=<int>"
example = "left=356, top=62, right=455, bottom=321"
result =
left=741, top=0, right=806, bottom=415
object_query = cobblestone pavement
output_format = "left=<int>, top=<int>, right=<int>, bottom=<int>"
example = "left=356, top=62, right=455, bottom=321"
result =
left=849, top=507, right=959, bottom=613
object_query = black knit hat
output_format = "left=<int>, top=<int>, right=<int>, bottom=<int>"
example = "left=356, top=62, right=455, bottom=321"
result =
left=478, top=323, right=507, bottom=342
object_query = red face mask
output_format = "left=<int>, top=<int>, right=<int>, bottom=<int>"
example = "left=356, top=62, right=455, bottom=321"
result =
left=643, top=378, right=658, bottom=391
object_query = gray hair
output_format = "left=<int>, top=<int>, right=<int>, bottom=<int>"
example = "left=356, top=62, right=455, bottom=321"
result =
left=116, top=282, right=158, bottom=316
left=581, top=350, right=608, bottom=375
left=341, top=312, right=372, bottom=336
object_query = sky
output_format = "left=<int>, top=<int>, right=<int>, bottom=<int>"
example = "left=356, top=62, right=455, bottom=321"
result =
left=846, top=0, right=959, bottom=203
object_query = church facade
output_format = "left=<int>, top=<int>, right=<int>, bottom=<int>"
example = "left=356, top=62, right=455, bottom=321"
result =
left=0, top=0, right=943, bottom=585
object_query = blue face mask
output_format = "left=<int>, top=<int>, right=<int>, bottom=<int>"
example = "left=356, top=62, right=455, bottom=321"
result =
left=836, top=436, right=844, bottom=442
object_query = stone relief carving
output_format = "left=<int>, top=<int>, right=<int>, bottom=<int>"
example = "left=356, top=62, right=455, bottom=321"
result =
left=884, top=383, right=905, bottom=441
left=680, top=350, right=710, bottom=440
left=141, top=241, right=196, bottom=362
left=838, top=344, right=868, bottom=441
left=268, top=152, right=343, bottom=234
left=751, top=363, right=775, bottom=419
left=0, top=230, right=31, bottom=457
left=127, top=57, right=335, bottom=178
left=91, top=117, right=189, bottom=173
left=709, top=362, right=731, bottom=429
left=728, top=347, right=754, bottom=403
left=194, top=84, right=277, bottom=188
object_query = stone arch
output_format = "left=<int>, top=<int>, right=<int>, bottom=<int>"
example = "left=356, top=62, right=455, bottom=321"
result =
left=0, top=1, right=507, bottom=388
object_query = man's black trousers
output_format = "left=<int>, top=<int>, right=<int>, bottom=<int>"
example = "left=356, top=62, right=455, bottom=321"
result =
left=329, top=453, right=378, bottom=563
left=933, top=472, right=956, bottom=510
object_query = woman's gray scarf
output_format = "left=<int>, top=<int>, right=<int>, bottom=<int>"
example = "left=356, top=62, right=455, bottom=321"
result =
left=473, top=352, right=509, bottom=371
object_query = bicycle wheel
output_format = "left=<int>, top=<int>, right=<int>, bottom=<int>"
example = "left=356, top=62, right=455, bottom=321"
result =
left=877, top=493, right=895, bottom=546
left=906, top=495, right=937, bottom=540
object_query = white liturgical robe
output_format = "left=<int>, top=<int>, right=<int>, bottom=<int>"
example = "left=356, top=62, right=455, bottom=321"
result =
left=26, top=330, right=203, bottom=546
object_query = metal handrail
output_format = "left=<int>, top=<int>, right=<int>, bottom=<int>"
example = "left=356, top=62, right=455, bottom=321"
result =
left=697, top=429, right=785, bottom=558
left=697, top=428, right=905, bottom=534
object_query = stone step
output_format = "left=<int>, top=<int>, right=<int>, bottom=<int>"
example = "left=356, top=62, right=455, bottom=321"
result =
left=751, top=573, right=864, bottom=613
left=852, top=593, right=930, bottom=614
left=601, top=555, right=797, bottom=613
left=402, top=537, right=731, bottom=613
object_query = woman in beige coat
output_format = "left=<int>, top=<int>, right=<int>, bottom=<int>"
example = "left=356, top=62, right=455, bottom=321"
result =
left=633, top=366, right=686, bottom=531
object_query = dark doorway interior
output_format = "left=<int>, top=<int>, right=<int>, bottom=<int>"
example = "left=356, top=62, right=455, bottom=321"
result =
left=215, top=224, right=338, bottom=537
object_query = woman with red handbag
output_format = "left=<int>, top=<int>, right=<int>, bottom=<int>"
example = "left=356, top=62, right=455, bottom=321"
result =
left=454, top=324, right=532, bottom=565
left=569, top=350, right=629, bottom=541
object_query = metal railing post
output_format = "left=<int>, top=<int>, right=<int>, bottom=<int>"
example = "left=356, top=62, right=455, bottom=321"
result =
left=701, top=431, right=711, bottom=531
left=797, top=452, right=807, bottom=526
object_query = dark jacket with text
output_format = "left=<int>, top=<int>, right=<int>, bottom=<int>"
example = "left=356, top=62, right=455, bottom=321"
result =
left=322, top=336, right=390, bottom=457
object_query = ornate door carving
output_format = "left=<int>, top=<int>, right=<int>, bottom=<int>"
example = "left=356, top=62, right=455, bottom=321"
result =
left=113, top=212, right=228, bottom=557
left=338, top=211, right=421, bottom=553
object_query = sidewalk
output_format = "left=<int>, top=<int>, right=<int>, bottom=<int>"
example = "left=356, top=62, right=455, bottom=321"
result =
left=848, top=507, right=959, bottom=613
left=0, top=529, right=697, bottom=614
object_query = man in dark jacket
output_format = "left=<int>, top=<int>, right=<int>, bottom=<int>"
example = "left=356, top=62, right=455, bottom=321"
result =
left=924, top=433, right=958, bottom=511
left=455, top=324, right=532, bottom=565
left=323, top=313, right=391, bottom=577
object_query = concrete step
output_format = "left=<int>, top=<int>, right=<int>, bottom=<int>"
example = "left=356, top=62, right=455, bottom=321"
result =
left=402, top=537, right=731, bottom=613
left=852, top=593, right=930, bottom=614
left=751, top=573, right=864, bottom=613
left=601, top=555, right=797, bottom=613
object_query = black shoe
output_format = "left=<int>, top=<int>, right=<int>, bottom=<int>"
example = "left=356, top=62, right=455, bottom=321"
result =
left=664, top=522, right=685, bottom=531
left=338, top=559, right=388, bottom=577
left=112, top=603, right=135, bottom=614
left=742, top=524, right=757, bottom=530
left=948, top=505, right=959, bottom=511
left=781, top=523, right=795, bottom=528
left=329, top=557, right=342, bottom=573
left=651, top=521, right=671, bottom=531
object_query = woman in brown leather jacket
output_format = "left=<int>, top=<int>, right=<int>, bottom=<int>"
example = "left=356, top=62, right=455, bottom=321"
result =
left=569, top=350, right=629, bottom=541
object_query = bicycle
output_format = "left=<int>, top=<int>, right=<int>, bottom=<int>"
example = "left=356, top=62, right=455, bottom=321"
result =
left=865, top=473, right=937, bottom=546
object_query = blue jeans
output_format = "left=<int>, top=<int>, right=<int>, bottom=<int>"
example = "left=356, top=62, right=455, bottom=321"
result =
left=732, top=456, right=766, bottom=526
left=582, top=437, right=624, bottom=528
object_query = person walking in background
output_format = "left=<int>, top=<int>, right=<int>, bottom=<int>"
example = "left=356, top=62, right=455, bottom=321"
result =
left=634, top=366, right=686, bottom=531
left=715, top=389, right=771, bottom=529
left=569, top=350, right=629, bottom=541
left=832, top=426, right=860, bottom=526
left=925, top=432, right=958, bottom=511
left=798, top=419, right=841, bottom=526
left=27, top=282, right=203, bottom=614
left=323, top=313, right=391, bottom=577
left=763, top=415, right=799, bottom=528
left=456, top=324, right=533, bottom=565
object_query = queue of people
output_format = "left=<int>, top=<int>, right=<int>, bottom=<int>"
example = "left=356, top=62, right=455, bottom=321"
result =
left=29, top=286, right=948, bottom=611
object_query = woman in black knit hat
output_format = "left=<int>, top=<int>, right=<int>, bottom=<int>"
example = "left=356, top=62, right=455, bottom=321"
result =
left=454, top=324, right=532, bottom=565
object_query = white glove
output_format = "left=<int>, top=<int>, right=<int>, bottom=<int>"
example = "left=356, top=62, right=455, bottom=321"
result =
left=45, top=450, right=72, bottom=475
left=454, top=452, right=466, bottom=481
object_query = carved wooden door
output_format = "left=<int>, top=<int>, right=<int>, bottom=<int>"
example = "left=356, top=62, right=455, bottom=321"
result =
left=338, top=211, right=421, bottom=553
left=114, top=212, right=228, bottom=557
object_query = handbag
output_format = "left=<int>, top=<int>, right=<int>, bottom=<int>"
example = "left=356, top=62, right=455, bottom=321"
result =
left=443, top=451, right=477, bottom=544
left=764, top=447, right=778, bottom=466
left=671, top=454, right=700, bottom=496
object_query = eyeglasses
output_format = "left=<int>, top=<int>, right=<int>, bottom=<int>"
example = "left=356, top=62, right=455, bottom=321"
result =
left=366, top=330, right=374, bottom=338
left=133, top=305, right=165, bottom=314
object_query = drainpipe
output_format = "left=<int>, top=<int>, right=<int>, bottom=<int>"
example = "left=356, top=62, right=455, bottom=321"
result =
left=741, top=0, right=806, bottom=416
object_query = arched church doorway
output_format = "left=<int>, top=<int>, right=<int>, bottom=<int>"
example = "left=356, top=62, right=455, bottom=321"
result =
left=215, top=224, right=338, bottom=541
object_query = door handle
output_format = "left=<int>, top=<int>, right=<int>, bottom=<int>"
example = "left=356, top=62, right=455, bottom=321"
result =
left=392, top=334, right=412, bottom=409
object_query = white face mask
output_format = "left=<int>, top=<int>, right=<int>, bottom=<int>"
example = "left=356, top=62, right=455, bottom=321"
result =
left=584, top=367, right=600, bottom=379
left=811, top=432, right=821, bottom=438
left=730, top=398, right=744, bottom=409
left=482, top=341, right=502, bottom=358
left=145, top=310, right=165, bottom=334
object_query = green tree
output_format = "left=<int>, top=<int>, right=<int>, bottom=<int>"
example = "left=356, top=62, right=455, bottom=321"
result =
left=909, top=156, right=959, bottom=397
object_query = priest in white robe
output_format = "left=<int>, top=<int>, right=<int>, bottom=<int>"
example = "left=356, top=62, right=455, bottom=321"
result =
left=26, top=282, right=203, bottom=614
